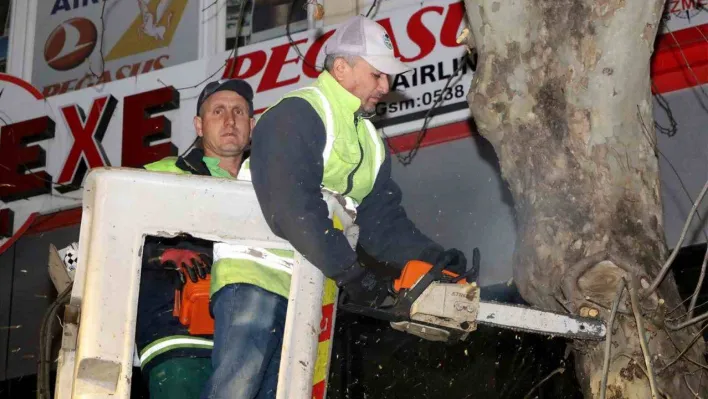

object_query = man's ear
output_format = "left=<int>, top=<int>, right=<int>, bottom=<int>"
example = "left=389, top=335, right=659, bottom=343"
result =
left=332, top=57, right=352, bottom=82
left=194, top=115, right=203, bottom=137
left=250, top=117, right=256, bottom=132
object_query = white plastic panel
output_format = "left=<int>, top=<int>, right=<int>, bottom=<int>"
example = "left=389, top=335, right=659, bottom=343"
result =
left=54, top=167, right=327, bottom=399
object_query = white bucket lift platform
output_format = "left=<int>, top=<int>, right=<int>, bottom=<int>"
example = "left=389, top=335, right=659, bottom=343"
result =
left=54, top=167, right=339, bottom=399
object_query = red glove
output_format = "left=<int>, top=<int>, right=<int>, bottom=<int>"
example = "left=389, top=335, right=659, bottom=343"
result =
left=160, top=248, right=212, bottom=284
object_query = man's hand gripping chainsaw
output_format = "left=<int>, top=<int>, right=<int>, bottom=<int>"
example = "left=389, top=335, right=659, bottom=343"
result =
left=338, top=250, right=607, bottom=343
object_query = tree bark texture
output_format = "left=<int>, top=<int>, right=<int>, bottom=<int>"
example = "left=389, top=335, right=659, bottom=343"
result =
left=463, top=0, right=707, bottom=397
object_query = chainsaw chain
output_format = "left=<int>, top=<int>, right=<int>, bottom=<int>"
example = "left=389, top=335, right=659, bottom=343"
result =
left=475, top=300, right=607, bottom=341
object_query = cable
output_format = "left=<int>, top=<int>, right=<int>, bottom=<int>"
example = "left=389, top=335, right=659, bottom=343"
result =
left=287, top=0, right=321, bottom=73
left=637, top=106, right=707, bottom=242
left=365, top=0, right=378, bottom=18
left=652, top=81, right=678, bottom=137
left=37, top=282, right=73, bottom=399
left=88, top=0, right=107, bottom=80
left=388, top=54, right=471, bottom=166
left=172, top=0, right=247, bottom=91
left=201, top=0, right=218, bottom=12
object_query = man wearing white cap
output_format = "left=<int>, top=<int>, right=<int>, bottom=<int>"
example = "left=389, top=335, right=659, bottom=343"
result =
left=251, top=14, right=468, bottom=342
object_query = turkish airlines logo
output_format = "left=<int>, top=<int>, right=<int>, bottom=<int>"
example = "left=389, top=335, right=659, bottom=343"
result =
left=44, top=17, right=98, bottom=71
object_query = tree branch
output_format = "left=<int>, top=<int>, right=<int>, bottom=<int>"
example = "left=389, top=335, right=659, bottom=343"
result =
left=646, top=179, right=708, bottom=296
left=664, top=325, right=708, bottom=371
left=667, top=297, right=706, bottom=321
left=662, top=326, right=708, bottom=374
left=666, top=311, right=708, bottom=331
left=688, top=247, right=708, bottom=319
left=600, top=279, right=627, bottom=399
left=684, top=373, right=704, bottom=399
left=523, top=366, right=565, bottom=399
left=629, top=277, right=659, bottom=398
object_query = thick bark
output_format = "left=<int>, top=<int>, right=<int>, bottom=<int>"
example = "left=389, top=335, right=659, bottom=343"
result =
left=463, top=0, right=707, bottom=397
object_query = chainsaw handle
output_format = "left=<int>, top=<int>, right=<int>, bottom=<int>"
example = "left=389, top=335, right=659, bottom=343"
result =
left=337, top=254, right=452, bottom=322
left=451, top=247, right=480, bottom=283
left=398, top=252, right=452, bottom=303
left=336, top=295, right=410, bottom=322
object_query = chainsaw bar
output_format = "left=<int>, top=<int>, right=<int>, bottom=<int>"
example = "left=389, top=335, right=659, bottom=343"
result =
left=476, top=301, right=607, bottom=340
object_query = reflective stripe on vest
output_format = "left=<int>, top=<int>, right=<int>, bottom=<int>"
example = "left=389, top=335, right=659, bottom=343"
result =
left=289, top=87, right=336, bottom=165
left=284, top=85, right=385, bottom=205
left=362, top=118, right=384, bottom=182
left=213, top=243, right=295, bottom=275
left=139, top=336, right=213, bottom=366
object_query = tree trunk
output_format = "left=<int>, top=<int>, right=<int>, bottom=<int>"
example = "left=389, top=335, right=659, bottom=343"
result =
left=462, top=0, right=707, bottom=397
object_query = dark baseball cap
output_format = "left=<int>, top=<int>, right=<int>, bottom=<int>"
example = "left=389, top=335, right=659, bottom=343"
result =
left=195, top=79, right=254, bottom=117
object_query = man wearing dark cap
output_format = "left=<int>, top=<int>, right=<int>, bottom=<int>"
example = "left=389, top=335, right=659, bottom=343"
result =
left=136, top=79, right=292, bottom=399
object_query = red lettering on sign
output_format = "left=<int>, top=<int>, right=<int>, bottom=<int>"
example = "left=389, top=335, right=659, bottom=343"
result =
left=0, top=209, right=12, bottom=238
left=401, top=6, right=444, bottom=63
left=60, top=79, right=76, bottom=95
left=222, top=50, right=268, bottom=80
left=0, top=117, right=56, bottom=202
left=141, top=59, right=155, bottom=74
left=74, top=74, right=94, bottom=91
left=122, top=86, right=180, bottom=168
left=668, top=0, right=706, bottom=12
left=303, top=29, right=335, bottom=79
left=682, top=0, right=695, bottom=10
left=42, top=56, right=169, bottom=97
left=56, top=95, right=118, bottom=192
left=258, top=39, right=307, bottom=92
left=154, top=54, right=170, bottom=70
left=440, top=2, right=465, bottom=48
left=116, top=62, right=141, bottom=80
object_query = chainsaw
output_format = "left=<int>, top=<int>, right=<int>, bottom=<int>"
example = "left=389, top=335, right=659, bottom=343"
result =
left=338, top=250, right=607, bottom=343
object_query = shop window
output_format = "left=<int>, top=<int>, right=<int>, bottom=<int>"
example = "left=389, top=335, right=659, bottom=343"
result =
left=226, top=0, right=308, bottom=50
left=0, top=39, right=6, bottom=73
left=0, top=0, right=9, bottom=73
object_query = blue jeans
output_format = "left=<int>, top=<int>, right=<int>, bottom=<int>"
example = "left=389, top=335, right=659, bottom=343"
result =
left=200, top=284, right=288, bottom=399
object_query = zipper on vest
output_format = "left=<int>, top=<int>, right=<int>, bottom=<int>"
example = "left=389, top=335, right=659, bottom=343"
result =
left=342, top=117, right=364, bottom=197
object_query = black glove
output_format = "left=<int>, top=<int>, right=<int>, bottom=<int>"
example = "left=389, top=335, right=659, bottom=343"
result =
left=438, top=249, right=467, bottom=275
left=440, top=248, right=482, bottom=283
left=336, top=262, right=392, bottom=308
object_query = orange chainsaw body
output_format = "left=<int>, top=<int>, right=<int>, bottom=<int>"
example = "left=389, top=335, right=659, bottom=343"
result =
left=173, top=276, right=215, bottom=335
left=392, top=260, right=470, bottom=293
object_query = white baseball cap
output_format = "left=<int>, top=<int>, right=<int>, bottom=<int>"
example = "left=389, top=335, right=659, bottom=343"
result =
left=324, top=15, right=411, bottom=75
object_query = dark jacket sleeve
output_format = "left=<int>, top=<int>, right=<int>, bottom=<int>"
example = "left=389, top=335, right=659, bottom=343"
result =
left=250, top=98, right=358, bottom=280
left=355, top=150, right=444, bottom=268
